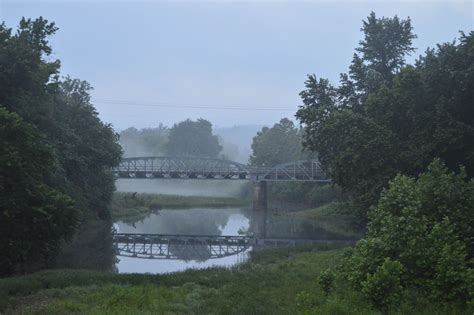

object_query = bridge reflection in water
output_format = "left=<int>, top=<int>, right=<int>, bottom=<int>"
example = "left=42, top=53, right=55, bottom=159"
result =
left=114, top=233, right=352, bottom=260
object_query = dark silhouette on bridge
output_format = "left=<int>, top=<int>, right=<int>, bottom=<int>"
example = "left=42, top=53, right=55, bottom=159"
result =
left=113, top=156, right=330, bottom=182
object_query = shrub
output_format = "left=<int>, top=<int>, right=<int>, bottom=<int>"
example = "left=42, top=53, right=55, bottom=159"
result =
left=343, top=159, right=473, bottom=310
left=361, top=258, right=404, bottom=312
left=318, top=269, right=336, bottom=295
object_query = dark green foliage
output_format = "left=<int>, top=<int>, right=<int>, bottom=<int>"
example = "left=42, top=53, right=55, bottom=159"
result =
left=268, top=182, right=345, bottom=206
left=0, top=18, right=60, bottom=127
left=52, top=77, right=122, bottom=220
left=166, top=118, right=221, bottom=158
left=249, top=118, right=308, bottom=167
left=0, top=246, right=470, bottom=314
left=0, top=108, right=79, bottom=275
left=361, top=258, right=404, bottom=312
left=0, top=246, right=349, bottom=314
left=0, top=18, right=122, bottom=274
left=338, top=12, right=416, bottom=109
left=344, top=160, right=473, bottom=310
left=248, top=118, right=326, bottom=206
left=318, top=269, right=335, bottom=295
left=296, top=12, right=474, bottom=222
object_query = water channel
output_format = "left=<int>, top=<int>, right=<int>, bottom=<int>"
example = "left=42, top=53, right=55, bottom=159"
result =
left=113, top=205, right=354, bottom=274
left=111, top=179, right=356, bottom=274
left=114, top=207, right=250, bottom=273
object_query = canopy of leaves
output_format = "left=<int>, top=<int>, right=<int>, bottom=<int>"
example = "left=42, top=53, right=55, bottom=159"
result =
left=343, top=159, right=473, bottom=310
left=296, top=11, right=474, bottom=221
left=166, top=119, right=222, bottom=158
left=0, top=18, right=122, bottom=274
left=249, top=118, right=308, bottom=167
left=0, top=108, right=79, bottom=275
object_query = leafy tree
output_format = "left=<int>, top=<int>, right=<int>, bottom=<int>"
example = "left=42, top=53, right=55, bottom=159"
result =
left=52, top=77, right=122, bottom=220
left=0, top=17, right=60, bottom=129
left=344, top=160, right=473, bottom=309
left=166, top=119, right=221, bottom=158
left=0, top=18, right=122, bottom=273
left=318, top=269, right=336, bottom=295
left=339, top=12, right=416, bottom=109
left=297, top=12, right=473, bottom=221
left=119, top=125, right=168, bottom=157
left=361, top=258, right=404, bottom=312
left=0, top=108, right=79, bottom=275
left=49, top=77, right=122, bottom=269
left=248, top=117, right=345, bottom=207
left=249, top=118, right=306, bottom=167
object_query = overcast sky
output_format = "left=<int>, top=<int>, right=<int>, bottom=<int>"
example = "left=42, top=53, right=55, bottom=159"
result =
left=1, top=0, right=472, bottom=130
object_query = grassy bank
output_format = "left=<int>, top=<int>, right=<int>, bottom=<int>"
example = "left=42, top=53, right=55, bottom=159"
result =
left=1, top=244, right=467, bottom=314
left=111, top=192, right=249, bottom=221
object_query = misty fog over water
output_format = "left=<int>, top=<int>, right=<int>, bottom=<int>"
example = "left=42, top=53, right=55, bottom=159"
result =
left=116, top=178, right=247, bottom=197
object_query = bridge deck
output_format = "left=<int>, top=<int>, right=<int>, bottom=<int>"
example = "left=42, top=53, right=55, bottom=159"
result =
left=113, top=156, right=330, bottom=182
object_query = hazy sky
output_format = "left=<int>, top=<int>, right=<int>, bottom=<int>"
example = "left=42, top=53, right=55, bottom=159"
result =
left=1, top=0, right=472, bottom=130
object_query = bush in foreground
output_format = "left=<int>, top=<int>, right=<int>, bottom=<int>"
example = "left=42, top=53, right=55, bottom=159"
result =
left=343, top=159, right=473, bottom=311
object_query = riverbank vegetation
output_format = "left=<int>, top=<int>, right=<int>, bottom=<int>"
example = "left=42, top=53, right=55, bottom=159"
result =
left=111, top=192, right=249, bottom=221
left=289, top=202, right=363, bottom=239
left=0, top=18, right=122, bottom=276
left=1, top=9, right=473, bottom=314
left=296, top=14, right=473, bottom=224
left=246, top=12, right=474, bottom=312
left=1, top=244, right=469, bottom=314
left=293, top=13, right=474, bottom=312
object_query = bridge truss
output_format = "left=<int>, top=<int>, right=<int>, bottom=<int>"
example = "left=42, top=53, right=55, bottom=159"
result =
left=113, top=233, right=352, bottom=260
left=114, top=233, right=250, bottom=260
left=113, top=156, right=330, bottom=182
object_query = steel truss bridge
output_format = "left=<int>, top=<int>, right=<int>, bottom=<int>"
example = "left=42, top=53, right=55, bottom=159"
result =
left=114, top=233, right=351, bottom=260
left=113, top=156, right=330, bottom=182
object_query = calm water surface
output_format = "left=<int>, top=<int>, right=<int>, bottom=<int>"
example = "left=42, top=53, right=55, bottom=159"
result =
left=113, top=205, right=356, bottom=274
left=114, top=207, right=250, bottom=273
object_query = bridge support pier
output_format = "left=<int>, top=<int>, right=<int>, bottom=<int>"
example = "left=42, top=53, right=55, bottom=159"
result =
left=252, top=181, right=267, bottom=211
left=251, top=181, right=267, bottom=239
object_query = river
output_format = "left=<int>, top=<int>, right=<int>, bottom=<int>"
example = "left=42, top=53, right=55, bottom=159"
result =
left=112, top=205, right=355, bottom=274
left=114, top=207, right=250, bottom=273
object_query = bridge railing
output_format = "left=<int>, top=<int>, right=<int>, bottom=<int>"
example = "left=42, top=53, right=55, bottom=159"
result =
left=113, top=156, right=330, bottom=182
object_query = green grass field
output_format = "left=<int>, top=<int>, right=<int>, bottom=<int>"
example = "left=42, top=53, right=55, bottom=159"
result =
left=1, top=244, right=468, bottom=314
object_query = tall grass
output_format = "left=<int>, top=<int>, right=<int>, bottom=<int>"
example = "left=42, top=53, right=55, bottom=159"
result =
left=1, top=245, right=469, bottom=314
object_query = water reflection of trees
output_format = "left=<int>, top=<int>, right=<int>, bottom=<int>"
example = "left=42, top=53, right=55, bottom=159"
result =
left=118, top=208, right=235, bottom=235
left=116, top=208, right=249, bottom=262
left=265, top=214, right=355, bottom=240
left=55, top=220, right=116, bottom=272
left=117, top=206, right=355, bottom=242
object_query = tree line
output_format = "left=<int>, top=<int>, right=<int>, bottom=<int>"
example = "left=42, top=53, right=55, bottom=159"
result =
left=119, top=118, right=222, bottom=159
left=248, top=12, right=473, bottom=311
left=0, top=18, right=122, bottom=275
left=294, top=12, right=473, bottom=310
left=296, top=12, right=473, bottom=222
